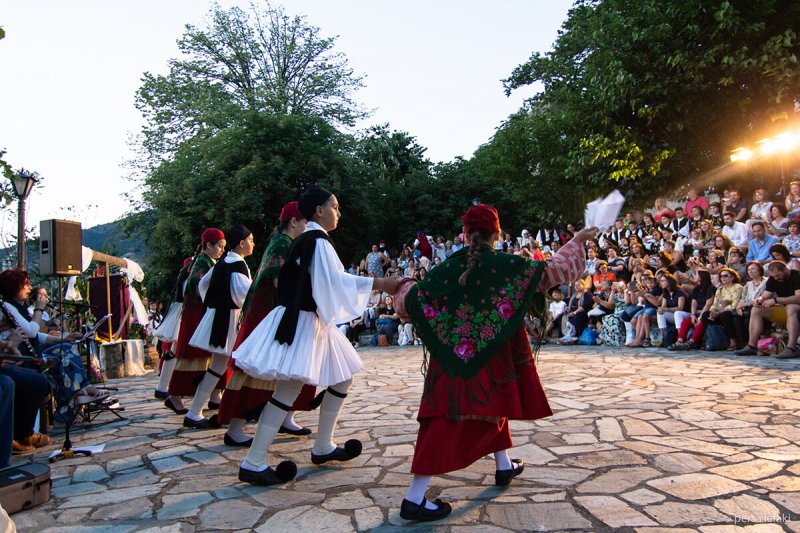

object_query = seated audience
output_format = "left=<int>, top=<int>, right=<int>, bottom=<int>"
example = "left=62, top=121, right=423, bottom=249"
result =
left=732, top=261, right=767, bottom=349
left=734, top=261, right=800, bottom=358
left=669, top=269, right=716, bottom=350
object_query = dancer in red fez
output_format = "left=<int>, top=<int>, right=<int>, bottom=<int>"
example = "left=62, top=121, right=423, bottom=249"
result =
left=217, top=202, right=318, bottom=445
left=165, top=228, right=226, bottom=414
left=395, top=204, right=597, bottom=521
left=184, top=224, right=255, bottom=429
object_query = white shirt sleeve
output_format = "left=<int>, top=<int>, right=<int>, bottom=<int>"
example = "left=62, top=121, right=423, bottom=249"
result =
left=230, top=272, right=251, bottom=308
left=198, top=267, right=213, bottom=302
left=4, top=302, right=40, bottom=339
left=311, top=238, right=374, bottom=325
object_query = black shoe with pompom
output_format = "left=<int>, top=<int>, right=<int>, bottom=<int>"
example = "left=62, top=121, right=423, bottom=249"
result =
left=495, top=458, right=525, bottom=486
left=238, top=460, right=297, bottom=486
left=399, top=498, right=452, bottom=521
left=311, top=439, right=362, bottom=465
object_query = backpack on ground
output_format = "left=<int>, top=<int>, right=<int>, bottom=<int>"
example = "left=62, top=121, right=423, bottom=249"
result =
left=704, top=325, right=728, bottom=351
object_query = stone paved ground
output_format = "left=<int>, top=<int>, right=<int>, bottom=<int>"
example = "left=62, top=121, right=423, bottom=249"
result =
left=9, top=345, right=800, bottom=532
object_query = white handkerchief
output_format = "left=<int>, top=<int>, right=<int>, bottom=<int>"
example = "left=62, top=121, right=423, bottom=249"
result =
left=585, top=190, right=626, bottom=231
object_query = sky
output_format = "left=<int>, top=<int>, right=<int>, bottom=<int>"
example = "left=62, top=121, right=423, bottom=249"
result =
left=0, top=0, right=574, bottom=241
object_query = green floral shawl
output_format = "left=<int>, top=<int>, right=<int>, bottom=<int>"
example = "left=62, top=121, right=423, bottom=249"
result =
left=184, top=253, right=215, bottom=305
left=406, top=247, right=545, bottom=379
left=242, top=232, right=291, bottom=315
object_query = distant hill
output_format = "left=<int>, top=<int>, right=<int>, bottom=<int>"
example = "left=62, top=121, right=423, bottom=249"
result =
left=0, top=216, right=147, bottom=270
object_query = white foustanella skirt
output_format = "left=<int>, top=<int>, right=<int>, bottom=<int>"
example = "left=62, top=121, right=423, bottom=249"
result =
left=154, top=302, right=183, bottom=342
left=232, top=305, right=363, bottom=387
left=189, top=308, right=241, bottom=355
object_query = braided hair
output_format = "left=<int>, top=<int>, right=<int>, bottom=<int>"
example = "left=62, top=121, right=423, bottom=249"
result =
left=458, top=231, right=484, bottom=286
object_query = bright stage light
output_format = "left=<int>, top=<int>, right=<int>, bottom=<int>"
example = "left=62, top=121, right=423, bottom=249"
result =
left=773, top=132, right=800, bottom=152
left=756, top=138, right=776, bottom=155
left=730, top=148, right=753, bottom=162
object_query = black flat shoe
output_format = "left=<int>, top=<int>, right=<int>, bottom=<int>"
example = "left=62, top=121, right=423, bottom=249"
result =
left=224, top=433, right=253, bottom=447
left=311, top=439, right=362, bottom=465
left=164, top=398, right=188, bottom=415
left=399, top=498, right=452, bottom=522
left=183, top=414, right=221, bottom=429
left=154, top=390, right=169, bottom=400
left=238, top=461, right=297, bottom=486
left=278, top=425, right=312, bottom=436
left=207, top=401, right=220, bottom=410
left=495, top=459, right=525, bottom=486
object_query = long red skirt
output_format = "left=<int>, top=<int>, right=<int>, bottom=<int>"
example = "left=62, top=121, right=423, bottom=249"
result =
left=410, top=327, right=552, bottom=475
left=216, top=283, right=316, bottom=424
left=168, top=302, right=227, bottom=397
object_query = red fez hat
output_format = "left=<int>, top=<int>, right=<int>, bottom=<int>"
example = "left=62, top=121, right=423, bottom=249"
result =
left=461, top=204, right=500, bottom=235
left=202, top=228, right=225, bottom=244
left=279, top=201, right=304, bottom=222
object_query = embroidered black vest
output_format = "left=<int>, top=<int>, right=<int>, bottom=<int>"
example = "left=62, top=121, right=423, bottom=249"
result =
left=274, top=230, right=333, bottom=345
left=204, top=257, right=249, bottom=349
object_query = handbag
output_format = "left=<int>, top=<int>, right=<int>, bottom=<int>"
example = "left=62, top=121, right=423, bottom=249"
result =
left=377, top=334, right=390, bottom=347
left=578, top=328, right=599, bottom=345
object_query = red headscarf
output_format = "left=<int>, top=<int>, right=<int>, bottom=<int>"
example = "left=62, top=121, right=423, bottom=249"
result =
left=461, top=204, right=500, bottom=236
left=279, top=201, right=304, bottom=222
left=202, top=228, right=225, bottom=244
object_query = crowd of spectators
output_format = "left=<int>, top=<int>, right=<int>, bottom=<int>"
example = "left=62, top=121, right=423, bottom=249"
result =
left=353, top=186, right=800, bottom=359
left=538, top=186, right=800, bottom=357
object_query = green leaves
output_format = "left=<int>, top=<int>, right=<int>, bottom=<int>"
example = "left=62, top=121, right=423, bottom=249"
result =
left=491, top=0, right=800, bottom=217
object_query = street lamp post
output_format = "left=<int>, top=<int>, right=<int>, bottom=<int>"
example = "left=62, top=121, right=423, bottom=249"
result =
left=10, top=170, right=38, bottom=270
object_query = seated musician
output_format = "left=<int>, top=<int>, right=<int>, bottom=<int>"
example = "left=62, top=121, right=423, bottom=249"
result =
left=0, top=270, right=109, bottom=424
left=0, top=314, right=50, bottom=456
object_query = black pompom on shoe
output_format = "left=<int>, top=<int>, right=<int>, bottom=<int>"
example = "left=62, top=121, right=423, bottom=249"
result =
left=399, top=498, right=452, bottom=521
left=164, top=398, right=188, bottom=415
left=495, top=459, right=525, bottom=486
left=311, top=439, right=362, bottom=465
left=278, top=425, right=312, bottom=436
left=224, top=433, right=253, bottom=447
left=238, top=460, right=297, bottom=486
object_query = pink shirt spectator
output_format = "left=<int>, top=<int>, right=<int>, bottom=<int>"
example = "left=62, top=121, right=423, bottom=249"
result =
left=685, top=196, right=708, bottom=215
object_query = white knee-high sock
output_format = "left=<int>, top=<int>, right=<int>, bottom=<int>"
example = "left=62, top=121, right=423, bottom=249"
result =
left=313, top=379, right=352, bottom=455
left=404, top=475, right=439, bottom=509
left=494, top=449, right=512, bottom=470
left=210, top=388, right=222, bottom=404
left=188, top=354, right=229, bottom=419
left=157, top=357, right=177, bottom=392
left=242, top=380, right=303, bottom=471
left=226, top=418, right=248, bottom=441
left=282, top=411, right=302, bottom=431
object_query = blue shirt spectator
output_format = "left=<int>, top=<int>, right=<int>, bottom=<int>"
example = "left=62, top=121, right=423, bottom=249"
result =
left=747, top=222, right=780, bottom=263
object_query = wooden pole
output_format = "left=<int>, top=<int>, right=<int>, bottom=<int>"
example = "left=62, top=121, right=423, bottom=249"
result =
left=91, top=251, right=128, bottom=269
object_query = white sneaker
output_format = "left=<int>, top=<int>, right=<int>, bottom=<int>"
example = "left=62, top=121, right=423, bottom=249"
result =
left=352, top=341, right=359, bottom=348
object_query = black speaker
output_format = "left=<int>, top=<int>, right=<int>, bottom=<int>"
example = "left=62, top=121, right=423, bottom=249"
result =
left=39, top=219, right=82, bottom=276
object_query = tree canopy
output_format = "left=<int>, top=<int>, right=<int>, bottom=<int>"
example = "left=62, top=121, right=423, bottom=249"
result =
left=135, top=1, right=366, bottom=163
left=483, top=0, right=800, bottom=221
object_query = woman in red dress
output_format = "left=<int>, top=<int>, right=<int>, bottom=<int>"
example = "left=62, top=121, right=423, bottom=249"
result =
left=396, top=204, right=596, bottom=521
left=165, top=228, right=226, bottom=413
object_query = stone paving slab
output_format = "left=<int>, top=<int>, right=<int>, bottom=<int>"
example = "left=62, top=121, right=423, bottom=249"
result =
left=9, top=345, right=800, bottom=531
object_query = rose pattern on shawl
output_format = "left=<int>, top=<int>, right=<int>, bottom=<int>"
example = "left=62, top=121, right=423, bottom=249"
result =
left=417, top=264, right=537, bottom=362
left=454, top=338, right=477, bottom=360
left=497, top=298, right=514, bottom=319
left=423, top=304, right=438, bottom=320
left=258, top=255, right=285, bottom=279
